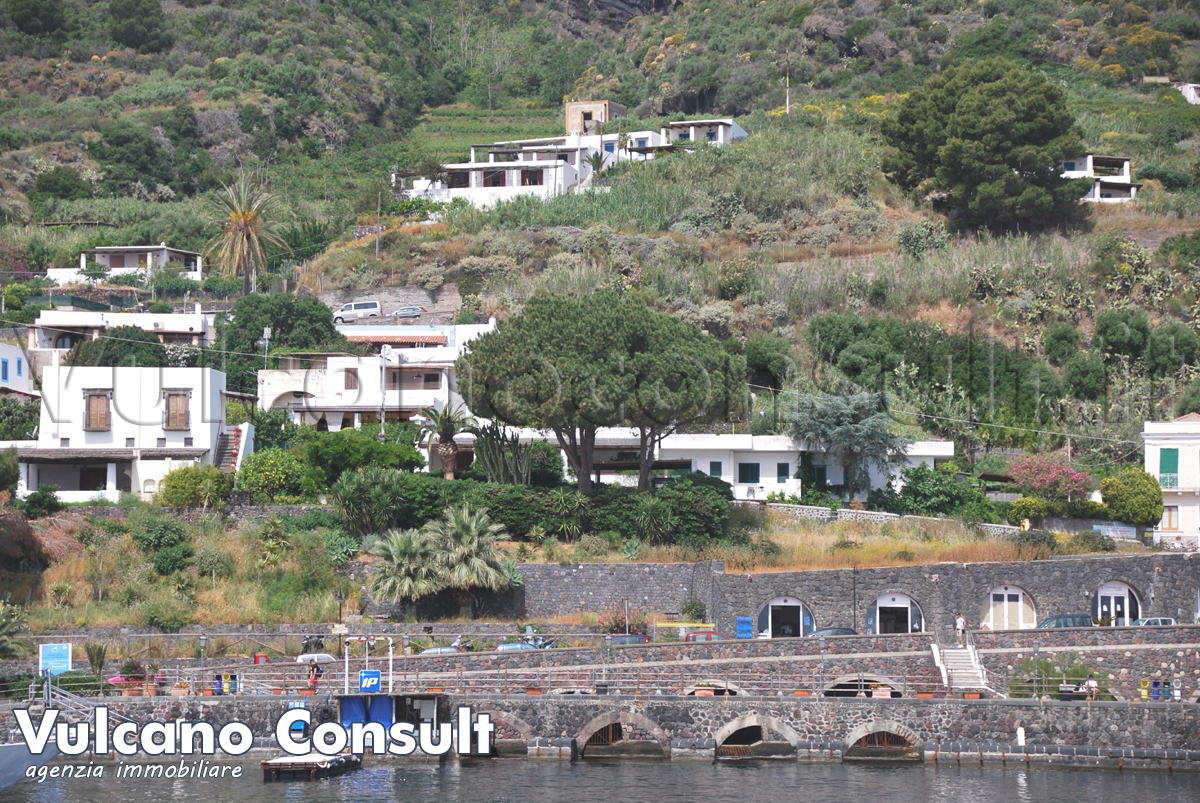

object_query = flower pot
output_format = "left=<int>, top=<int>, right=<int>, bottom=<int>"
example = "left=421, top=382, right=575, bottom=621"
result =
left=121, top=688, right=142, bottom=697
left=272, top=688, right=284, bottom=695
left=525, top=688, right=542, bottom=696
left=171, top=689, right=189, bottom=697
left=694, top=688, right=716, bottom=697
left=300, top=689, right=316, bottom=696
left=963, top=692, right=982, bottom=700
left=793, top=690, right=811, bottom=697
left=917, top=692, right=934, bottom=700
left=427, top=687, right=444, bottom=693
left=871, top=688, right=891, bottom=698
left=144, top=685, right=158, bottom=697
left=201, top=688, right=214, bottom=696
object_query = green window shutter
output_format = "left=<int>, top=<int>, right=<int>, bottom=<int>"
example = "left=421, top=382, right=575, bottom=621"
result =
left=709, top=461, right=722, bottom=478
left=777, top=462, right=789, bottom=483
left=738, top=463, right=760, bottom=484
left=1160, top=448, right=1178, bottom=475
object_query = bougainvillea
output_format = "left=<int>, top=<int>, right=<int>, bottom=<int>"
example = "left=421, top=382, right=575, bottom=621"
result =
left=1008, top=453, right=1093, bottom=501
left=597, top=600, right=649, bottom=636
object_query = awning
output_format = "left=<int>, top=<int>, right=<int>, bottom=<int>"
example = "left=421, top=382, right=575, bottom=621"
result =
left=594, top=459, right=693, bottom=471
left=345, top=332, right=448, bottom=344
left=19, top=447, right=210, bottom=462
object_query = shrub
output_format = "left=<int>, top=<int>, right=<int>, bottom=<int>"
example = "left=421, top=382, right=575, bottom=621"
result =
left=1064, top=352, right=1106, bottom=400
left=1100, top=468, right=1163, bottom=527
left=151, top=543, right=193, bottom=575
left=1093, top=309, right=1150, bottom=359
left=897, top=219, right=949, bottom=257
left=1042, top=322, right=1080, bottom=366
left=202, top=275, right=242, bottom=296
left=143, top=603, right=193, bottom=632
left=132, top=516, right=185, bottom=551
left=194, top=546, right=233, bottom=581
left=1146, top=322, right=1199, bottom=378
left=1008, top=454, right=1092, bottom=500
left=153, top=277, right=200, bottom=297
left=1007, top=496, right=1049, bottom=527
left=158, top=464, right=234, bottom=507
left=16, top=486, right=62, bottom=519
left=681, top=598, right=707, bottom=622
left=236, top=448, right=309, bottom=502
left=1065, top=530, right=1117, bottom=553
left=148, top=302, right=174, bottom=313
left=54, top=669, right=101, bottom=696
left=597, top=599, right=649, bottom=636
left=1136, top=165, right=1190, bottom=191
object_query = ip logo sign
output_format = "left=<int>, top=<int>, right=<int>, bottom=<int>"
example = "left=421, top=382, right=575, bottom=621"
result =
left=359, top=670, right=381, bottom=693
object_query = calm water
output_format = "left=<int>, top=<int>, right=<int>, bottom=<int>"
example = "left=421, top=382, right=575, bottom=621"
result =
left=5, top=760, right=1200, bottom=803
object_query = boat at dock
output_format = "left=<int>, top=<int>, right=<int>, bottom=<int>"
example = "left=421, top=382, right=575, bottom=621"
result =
left=261, top=752, right=362, bottom=782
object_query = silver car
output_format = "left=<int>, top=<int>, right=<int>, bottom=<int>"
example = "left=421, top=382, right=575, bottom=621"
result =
left=333, top=301, right=381, bottom=323
left=392, top=306, right=427, bottom=319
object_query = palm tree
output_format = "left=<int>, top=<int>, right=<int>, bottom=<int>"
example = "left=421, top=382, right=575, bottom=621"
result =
left=369, top=529, right=443, bottom=604
left=419, top=403, right=476, bottom=480
left=203, top=172, right=289, bottom=296
left=425, top=504, right=514, bottom=617
left=0, top=601, right=31, bottom=659
left=583, top=151, right=607, bottom=177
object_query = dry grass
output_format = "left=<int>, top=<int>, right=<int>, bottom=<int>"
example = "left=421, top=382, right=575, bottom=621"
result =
left=1089, top=200, right=1200, bottom=233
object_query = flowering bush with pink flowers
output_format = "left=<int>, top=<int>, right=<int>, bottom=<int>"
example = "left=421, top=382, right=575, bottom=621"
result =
left=1008, top=453, right=1093, bottom=501
left=596, top=600, right=649, bottom=636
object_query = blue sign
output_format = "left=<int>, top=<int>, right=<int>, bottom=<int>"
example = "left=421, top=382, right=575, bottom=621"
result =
left=735, top=616, right=754, bottom=640
left=286, top=699, right=307, bottom=731
left=359, top=669, right=381, bottom=693
left=39, top=643, right=71, bottom=676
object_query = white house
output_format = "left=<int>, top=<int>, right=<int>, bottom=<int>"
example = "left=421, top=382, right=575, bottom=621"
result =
left=27, top=305, right=214, bottom=354
left=50, top=243, right=203, bottom=287
left=1061, top=154, right=1141, bottom=202
left=257, top=323, right=494, bottom=448
left=401, top=102, right=747, bottom=209
left=17, top=360, right=251, bottom=502
left=0, top=343, right=38, bottom=399
left=1178, top=84, right=1200, bottom=105
left=1143, top=414, right=1200, bottom=549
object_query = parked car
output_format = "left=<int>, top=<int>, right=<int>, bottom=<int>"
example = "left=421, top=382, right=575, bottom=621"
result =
left=809, top=627, right=858, bottom=637
left=392, top=306, right=427, bottom=319
left=609, top=635, right=650, bottom=645
left=685, top=631, right=729, bottom=642
left=295, top=653, right=337, bottom=663
left=495, top=642, right=539, bottom=652
left=419, top=646, right=462, bottom=655
left=1036, top=614, right=1096, bottom=629
left=1133, top=617, right=1177, bottom=627
left=333, top=301, right=381, bottom=323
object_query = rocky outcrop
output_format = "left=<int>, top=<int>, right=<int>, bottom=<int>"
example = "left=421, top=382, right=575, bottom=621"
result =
left=568, top=0, right=679, bottom=30
left=802, top=15, right=851, bottom=53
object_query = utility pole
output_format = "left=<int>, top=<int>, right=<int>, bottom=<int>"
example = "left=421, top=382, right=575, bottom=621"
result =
left=375, top=192, right=381, bottom=260
left=785, top=50, right=791, bottom=115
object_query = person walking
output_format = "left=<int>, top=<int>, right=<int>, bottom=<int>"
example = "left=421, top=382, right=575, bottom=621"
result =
left=955, top=613, right=966, bottom=646
left=307, top=659, right=322, bottom=692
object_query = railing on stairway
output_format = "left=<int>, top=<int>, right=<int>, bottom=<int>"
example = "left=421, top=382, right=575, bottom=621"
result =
left=931, top=629, right=952, bottom=689
left=964, top=629, right=1008, bottom=699
left=29, top=677, right=136, bottom=724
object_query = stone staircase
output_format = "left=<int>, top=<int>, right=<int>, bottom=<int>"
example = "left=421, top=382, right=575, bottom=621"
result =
left=938, top=645, right=990, bottom=693
left=214, top=432, right=237, bottom=473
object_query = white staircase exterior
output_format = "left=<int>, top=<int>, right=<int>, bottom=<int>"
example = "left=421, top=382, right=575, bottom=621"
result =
left=939, top=646, right=988, bottom=690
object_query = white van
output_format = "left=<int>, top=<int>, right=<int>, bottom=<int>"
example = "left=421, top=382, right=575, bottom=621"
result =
left=333, top=301, right=381, bottom=323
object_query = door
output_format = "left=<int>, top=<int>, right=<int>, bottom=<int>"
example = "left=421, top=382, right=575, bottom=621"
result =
left=878, top=608, right=908, bottom=634
left=770, top=605, right=801, bottom=638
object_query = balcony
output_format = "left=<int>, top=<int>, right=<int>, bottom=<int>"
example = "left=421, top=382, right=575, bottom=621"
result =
left=1160, top=473, right=1179, bottom=488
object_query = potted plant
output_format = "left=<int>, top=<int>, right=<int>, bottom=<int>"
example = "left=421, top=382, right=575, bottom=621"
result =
left=143, top=664, right=160, bottom=696
left=427, top=686, right=445, bottom=694
left=171, top=682, right=190, bottom=697
left=525, top=686, right=543, bottom=696
left=118, top=659, right=144, bottom=696
left=201, top=681, right=214, bottom=696
left=793, top=689, right=811, bottom=697
left=917, top=690, right=935, bottom=700
left=694, top=685, right=716, bottom=697
left=121, top=681, right=143, bottom=697
left=963, top=691, right=982, bottom=700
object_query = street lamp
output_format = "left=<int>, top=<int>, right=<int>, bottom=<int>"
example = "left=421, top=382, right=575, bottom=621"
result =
left=1032, top=640, right=1040, bottom=699
left=199, top=633, right=207, bottom=668
left=336, top=589, right=344, bottom=624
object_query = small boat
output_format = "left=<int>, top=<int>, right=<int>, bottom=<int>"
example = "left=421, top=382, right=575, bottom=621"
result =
left=261, top=752, right=362, bottom=782
left=0, top=742, right=60, bottom=792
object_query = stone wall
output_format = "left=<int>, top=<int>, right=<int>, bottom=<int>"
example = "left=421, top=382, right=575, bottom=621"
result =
left=518, top=561, right=725, bottom=620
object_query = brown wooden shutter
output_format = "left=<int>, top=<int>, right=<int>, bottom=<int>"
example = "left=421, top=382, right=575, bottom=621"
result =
left=167, top=393, right=188, bottom=429
left=87, top=394, right=109, bottom=430
left=345, top=368, right=359, bottom=390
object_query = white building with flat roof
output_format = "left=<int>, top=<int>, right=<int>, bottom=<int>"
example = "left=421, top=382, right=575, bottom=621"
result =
left=18, top=361, right=251, bottom=502
left=1061, top=154, right=1141, bottom=202
left=0, top=343, right=37, bottom=399
left=27, top=305, right=214, bottom=353
left=50, top=243, right=203, bottom=286
left=1144, top=414, right=1200, bottom=549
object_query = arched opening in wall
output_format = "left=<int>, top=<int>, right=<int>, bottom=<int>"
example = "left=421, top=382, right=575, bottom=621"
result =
left=843, top=730, right=922, bottom=762
left=866, top=593, right=924, bottom=634
left=756, top=596, right=817, bottom=638
left=822, top=677, right=902, bottom=698
left=579, top=720, right=666, bottom=760
left=142, top=479, right=156, bottom=494
left=980, top=585, right=1037, bottom=630
left=1094, top=581, right=1140, bottom=627
left=714, top=718, right=797, bottom=759
left=682, top=680, right=744, bottom=696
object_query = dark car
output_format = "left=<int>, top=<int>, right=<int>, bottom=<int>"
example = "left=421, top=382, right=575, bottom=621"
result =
left=809, top=627, right=858, bottom=637
left=1036, top=614, right=1096, bottom=629
left=609, top=635, right=650, bottom=645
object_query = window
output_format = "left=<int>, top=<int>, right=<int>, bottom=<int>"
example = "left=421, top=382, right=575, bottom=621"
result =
left=126, top=438, right=134, bottom=447
left=110, top=254, right=125, bottom=269
left=603, top=143, right=615, bottom=154
left=636, top=139, right=647, bottom=148
left=162, top=389, right=191, bottom=430
left=16, top=358, right=21, bottom=376
left=777, top=462, right=790, bottom=483
left=813, top=465, right=827, bottom=487
left=1064, top=161, right=1076, bottom=171
left=709, top=461, right=722, bottom=478
left=83, top=390, right=111, bottom=431
left=1163, top=506, right=1179, bottom=530
left=483, top=170, right=506, bottom=187
left=345, top=368, right=359, bottom=390
left=60, top=438, right=69, bottom=447
left=1, top=359, right=7, bottom=382
left=423, top=373, right=440, bottom=389
left=582, top=111, right=593, bottom=121
left=448, top=172, right=469, bottom=189
left=706, top=131, right=717, bottom=142
left=738, top=463, right=760, bottom=484
left=521, top=169, right=544, bottom=186
left=184, top=437, right=193, bottom=447
left=678, top=132, right=690, bottom=141
left=157, top=438, right=166, bottom=447
left=385, top=369, right=400, bottom=390
left=1160, top=447, right=1179, bottom=487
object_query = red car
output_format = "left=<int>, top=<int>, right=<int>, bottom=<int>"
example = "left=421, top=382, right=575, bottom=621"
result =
left=685, top=631, right=729, bottom=643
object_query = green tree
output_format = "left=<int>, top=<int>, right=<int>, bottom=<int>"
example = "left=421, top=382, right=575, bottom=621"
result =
left=425, top=503, right=518, bottom=617
left=0, top=397, right=39, bottom=440
left=881, top=58, right=1090, bottom=231
left=0, top=601, right=31, bottom=659
left=64, top=325, right=167, bottom=367
left=1100, top=468, right=1164, bottom=527
left=457, top=292, right=742, bottom=492
left=784, top=392, right=912, bottom=500
left=33, top=167, right=92, bottom=200
left=3, top=0, right=65, bottom=37
left=369, top=529, right=442, bottom=603
left=743, top=333, right=793, bottom=391
left=203, top=172, right=288, bottom=297
left=303, top=428, right=424, bottom=485
left=1042, top=322, right=1080, bottom=367
left=1177, top=381, right=1200, bottom=417
left=419, top=403, right=476, bottom=481
left=109, top=0, right=172, bottom=53
left=1064, top=352, right=1106, bottom=400
left=1146, top=322, right=1200, bottom=378
left=0, top=446, right=19, bottom=494
left=1093, top=309, right=1151, bottom=360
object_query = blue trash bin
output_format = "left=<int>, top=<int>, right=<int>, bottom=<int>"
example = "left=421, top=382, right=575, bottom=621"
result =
left=1151, top=679, right=1162, bottom=700
left=213, top=674, right=223, bottom=696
